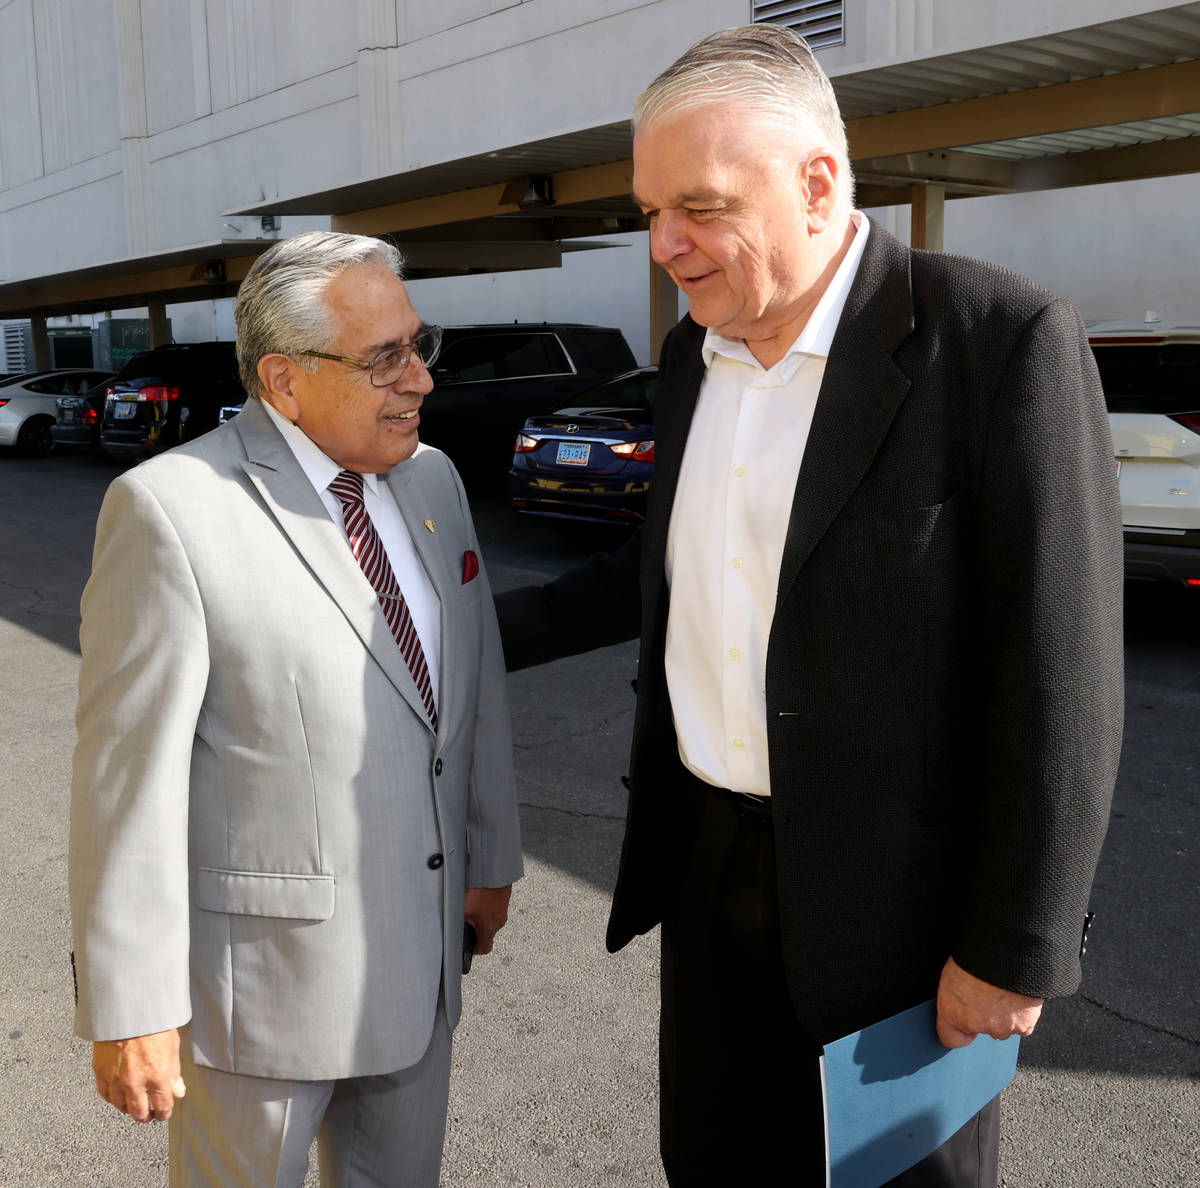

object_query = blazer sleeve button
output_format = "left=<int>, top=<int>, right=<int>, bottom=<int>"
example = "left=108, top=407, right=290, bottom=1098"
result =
left=427, top=853, right=444, bottom=870
left=434, top=758, right=444, bottom=776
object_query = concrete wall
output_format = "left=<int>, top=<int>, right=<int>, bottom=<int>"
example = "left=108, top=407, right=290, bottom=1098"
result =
left=0, top=0, right=125, bottom=277
left=374, top=0, right=738, bottom=172
left=0, top=0, right=362, bottom=275
left=940, top=173, right=1200, bottom=326
left=864, top=171, right=1200, bottom=328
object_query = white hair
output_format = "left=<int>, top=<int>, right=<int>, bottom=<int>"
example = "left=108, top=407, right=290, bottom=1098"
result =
left=633, top=25, right=854, bottom=210
left=233, top=231, right=405, bottom=398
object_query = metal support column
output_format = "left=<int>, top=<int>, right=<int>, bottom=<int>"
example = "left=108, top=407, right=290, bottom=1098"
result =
left=649, top=251, right=678, bottom=365
left=148, top=300, right=170, bottom=347
left=910, top=183, right=945, bottom=252
left=30, top=315, right=51, bottom=370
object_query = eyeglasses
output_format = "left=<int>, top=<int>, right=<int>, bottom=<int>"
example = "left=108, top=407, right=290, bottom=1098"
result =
left=301, top=325, right=443, bottom=387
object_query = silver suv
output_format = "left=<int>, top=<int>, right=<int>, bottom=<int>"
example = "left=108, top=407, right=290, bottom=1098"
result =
left=1090, top=322, right=1200, bottom=588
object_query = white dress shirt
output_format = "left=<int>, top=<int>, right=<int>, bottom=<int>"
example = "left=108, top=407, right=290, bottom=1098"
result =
left=261, top=399, right=441, bottom=702
left=664, top=213, right=869, bottom=796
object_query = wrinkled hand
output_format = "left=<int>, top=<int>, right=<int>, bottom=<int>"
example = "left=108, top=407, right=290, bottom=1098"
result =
left=464, top=885, right=513, bottom=955
left=936, top=956, right=1044, bottom=1049
left=93, top=1029, right=186, bottom=1122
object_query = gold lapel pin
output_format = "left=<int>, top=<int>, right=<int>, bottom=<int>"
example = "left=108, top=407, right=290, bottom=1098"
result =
left=423, top=519, right=436, bottom=533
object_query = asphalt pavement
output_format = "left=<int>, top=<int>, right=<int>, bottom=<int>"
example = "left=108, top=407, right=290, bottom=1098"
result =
left=0, top=446, right=1196, bottom=1186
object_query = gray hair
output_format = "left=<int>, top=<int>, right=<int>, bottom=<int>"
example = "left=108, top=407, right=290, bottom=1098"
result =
left=233, top=230, right=406, bottom=398
left=633, top=24, right=853, bottom=209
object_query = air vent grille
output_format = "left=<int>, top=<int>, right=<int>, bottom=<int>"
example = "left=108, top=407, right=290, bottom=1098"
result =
left=753, top=1, right=845, bottom=49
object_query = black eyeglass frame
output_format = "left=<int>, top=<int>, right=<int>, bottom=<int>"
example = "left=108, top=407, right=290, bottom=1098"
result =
left=300, top=325, right=443, bottom=386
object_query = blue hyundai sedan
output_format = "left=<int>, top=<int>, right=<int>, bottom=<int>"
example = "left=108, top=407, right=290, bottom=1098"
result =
left=508, top=367, right=658, bottom=525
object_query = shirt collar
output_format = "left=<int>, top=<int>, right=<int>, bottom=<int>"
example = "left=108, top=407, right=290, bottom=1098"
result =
left=260, top=398, right=383, bottom=497
left=701, top=210, right=869, bottom=377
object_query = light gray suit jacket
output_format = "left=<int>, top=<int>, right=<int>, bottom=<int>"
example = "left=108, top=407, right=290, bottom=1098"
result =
left=70, top=397, right=523, bottom=1081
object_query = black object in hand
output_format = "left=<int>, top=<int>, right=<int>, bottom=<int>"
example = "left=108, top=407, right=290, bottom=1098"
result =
left=463, top=922, right=477, bottom=974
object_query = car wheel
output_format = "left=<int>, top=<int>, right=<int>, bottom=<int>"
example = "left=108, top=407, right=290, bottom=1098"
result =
left=16, top=416, right=56, bottom=457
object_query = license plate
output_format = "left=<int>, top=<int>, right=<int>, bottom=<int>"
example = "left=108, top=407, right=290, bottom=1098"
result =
left=556, top=441, right=591, bottom=466
left=60, top=408, right=79, bottom=424
left=114, top=401, right=136, bottom=420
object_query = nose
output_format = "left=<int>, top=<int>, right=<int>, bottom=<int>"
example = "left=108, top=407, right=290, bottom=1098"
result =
left=391, top=352, right=434, bottom=397
left=650, top=209, right=692, bottom=265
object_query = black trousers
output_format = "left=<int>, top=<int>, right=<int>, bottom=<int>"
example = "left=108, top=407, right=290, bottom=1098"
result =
left=658, top=780, right=1000, bottom=1188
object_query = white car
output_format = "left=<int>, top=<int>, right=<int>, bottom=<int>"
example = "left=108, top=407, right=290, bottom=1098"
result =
left=0, top=367, right=114, bottom=456
left=1089, top=323, right=1200, bottom=588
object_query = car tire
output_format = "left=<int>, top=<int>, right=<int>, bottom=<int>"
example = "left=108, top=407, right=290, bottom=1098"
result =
left=16, top=416, right=56, bottom=457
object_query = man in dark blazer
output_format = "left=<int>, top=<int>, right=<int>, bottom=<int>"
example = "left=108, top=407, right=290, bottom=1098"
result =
left=497, top=25, right=1123, bottom=1188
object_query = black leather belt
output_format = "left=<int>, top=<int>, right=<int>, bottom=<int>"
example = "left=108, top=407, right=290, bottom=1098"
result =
left=728, top=790, right=772, bottom=820
left=688, top=771, right=773, bottom=823
left=700, top=781, right=772, bottom=823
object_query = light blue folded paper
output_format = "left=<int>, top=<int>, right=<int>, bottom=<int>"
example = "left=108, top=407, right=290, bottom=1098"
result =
left=821, top=998, right=1020, bottom=1187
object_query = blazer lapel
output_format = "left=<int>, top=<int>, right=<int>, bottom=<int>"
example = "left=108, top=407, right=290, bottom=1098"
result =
left=775, top=222, right=916, bottom=604
left=384, top=455, right=455, bottom=741
left=234, top=399, right=434, bottom=728
left=641, top=317, right=707, bottom=631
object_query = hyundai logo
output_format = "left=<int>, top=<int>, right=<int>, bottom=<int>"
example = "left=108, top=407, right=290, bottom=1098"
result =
left=565, top=423, right=580, bottom=433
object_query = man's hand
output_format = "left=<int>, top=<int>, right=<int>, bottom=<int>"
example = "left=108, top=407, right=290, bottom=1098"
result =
left=92, top=1029, right=186, bottom=1122
left=936, top=956, right=1044, bottom=1049
left=464, top=885, right=513, bottom=955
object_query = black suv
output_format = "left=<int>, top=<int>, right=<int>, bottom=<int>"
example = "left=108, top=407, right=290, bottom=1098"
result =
left=418, top=323, right=636, bottom=486
left=100, top=342, right=247, bottom=461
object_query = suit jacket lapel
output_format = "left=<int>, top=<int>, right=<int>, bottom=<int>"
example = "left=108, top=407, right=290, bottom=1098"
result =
left=384, top=455, right=455, bottom=741
left=775, top=221, right=915, bottom=604
left=641, top=318, right=707, bottom=632
left=234, top=398, right=434, bottom=729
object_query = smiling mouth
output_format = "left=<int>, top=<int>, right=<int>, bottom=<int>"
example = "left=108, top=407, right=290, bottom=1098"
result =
left=384, top=409, right=419, bottom=423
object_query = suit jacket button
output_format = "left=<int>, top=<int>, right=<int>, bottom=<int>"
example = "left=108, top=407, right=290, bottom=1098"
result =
left=427, top=853, right=444, bottom=870
left=434, top=758, right=444, bottom=776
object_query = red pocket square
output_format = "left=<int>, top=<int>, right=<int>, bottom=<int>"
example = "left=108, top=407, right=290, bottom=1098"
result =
left=462, top=549, right=480, bottom=584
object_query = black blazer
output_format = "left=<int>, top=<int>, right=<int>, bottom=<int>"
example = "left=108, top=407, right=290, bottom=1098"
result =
left=496, top=221, right=1124, bottom=1045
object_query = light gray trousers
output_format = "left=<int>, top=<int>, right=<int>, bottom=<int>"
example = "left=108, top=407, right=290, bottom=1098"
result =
left=168, top=1007, right=452, bottom=1188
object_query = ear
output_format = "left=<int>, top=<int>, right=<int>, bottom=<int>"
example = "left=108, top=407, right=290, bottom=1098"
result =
left=800, top=152, right=840, bottom=233
left=257, top=353, right=303, bottom=422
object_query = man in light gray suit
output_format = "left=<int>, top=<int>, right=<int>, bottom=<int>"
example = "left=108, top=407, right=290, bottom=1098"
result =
left=69, top=231, right=523, bottom=1186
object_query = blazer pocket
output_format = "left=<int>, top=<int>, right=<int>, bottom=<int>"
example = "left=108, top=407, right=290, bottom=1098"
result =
left=194, top=867, right=335, bottom=921
left=871, top=489, right=962, bottom=567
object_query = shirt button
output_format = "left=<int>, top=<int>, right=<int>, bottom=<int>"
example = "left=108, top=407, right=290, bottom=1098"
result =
left=734, top=466, right=746, bottom=478
left=427, top=853, right=444, bottom=870
left=729, top=648, right=740, bottom=661
left=434, top=758, right=443, bottom=776
left=732, top=557, right=744, bottom=569
left=733, top=738, right=745, bottom=749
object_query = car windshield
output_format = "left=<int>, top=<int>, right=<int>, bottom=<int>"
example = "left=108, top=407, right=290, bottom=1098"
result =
left=571, top=372, right=657, bottom=409
left=1093, top=344, right=1200, bottom=415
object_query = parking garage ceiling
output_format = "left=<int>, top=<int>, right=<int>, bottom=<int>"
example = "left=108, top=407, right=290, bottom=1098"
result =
left=3, top=4, right=1200, bottom=317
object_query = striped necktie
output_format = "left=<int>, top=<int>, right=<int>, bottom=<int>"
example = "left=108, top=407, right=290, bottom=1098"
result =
left=328, top=469, right=437, bottom=728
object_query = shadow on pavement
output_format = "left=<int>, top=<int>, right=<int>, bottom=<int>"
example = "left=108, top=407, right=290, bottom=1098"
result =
left=0, top=448, right=127, bottom=654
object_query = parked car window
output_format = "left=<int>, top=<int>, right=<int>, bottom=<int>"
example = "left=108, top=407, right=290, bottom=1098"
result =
left=1092, top=343, right=1200, bottom=415
left=1, top=370, right=49, bottom=386
left=26, top=372, right=105, bottom=396
left=438, top=333, right=571, bottom=382
left=580, top=373, right=659, bottom=409
left=565, top=331, right=633, bottom=375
